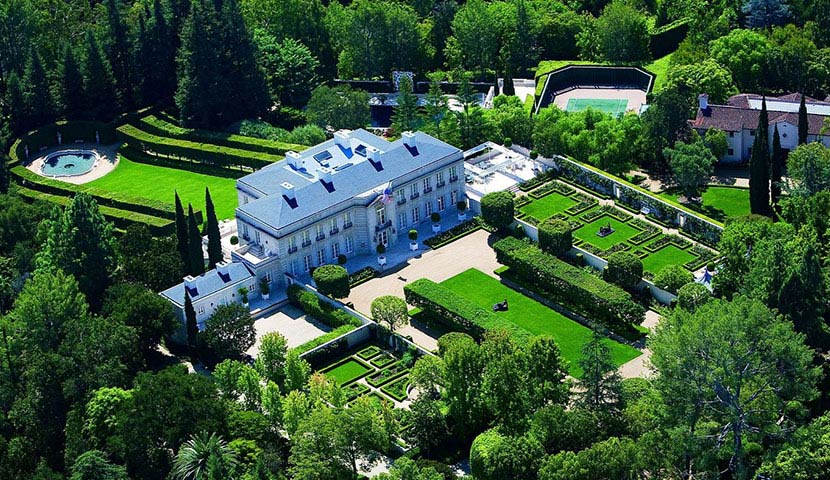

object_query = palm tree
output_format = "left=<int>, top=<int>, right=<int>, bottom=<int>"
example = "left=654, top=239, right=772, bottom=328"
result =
left=172, top=432, right=239, bottom=480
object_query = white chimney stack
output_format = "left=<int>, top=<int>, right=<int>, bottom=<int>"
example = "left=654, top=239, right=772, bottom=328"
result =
left=216, top=261, right=230, bottom=275
left=698, top=93, right=709, bottom=111
left=334, top=130, right=351, bottom=148
left=318, top=166, right=333, bottom=184
left=280, top=182, right=296, bottom=200
left=367, top=146, right=382, bottom=163
left=402, top=131, right=417, bottom=149
left=286, top=151, right=302, bottom=169
left=183, top=275, right=196, bottom=290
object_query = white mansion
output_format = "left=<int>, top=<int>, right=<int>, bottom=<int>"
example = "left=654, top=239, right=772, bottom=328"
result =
left=161, top=129, right=464, bottom=325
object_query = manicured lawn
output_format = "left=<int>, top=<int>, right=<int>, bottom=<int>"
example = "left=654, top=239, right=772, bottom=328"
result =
left=440, top=269, right=641, bottom=377
left=87, top=155, right=238, bottom=220
left=519, top=192, right=577, bottom=221
left=658, top=186, right=750, bottom=222
left=321, top=359, right=371, bottom=385
left=573, top=216, right=640, bottom=250
left=641, top=245, right=697, bottom=275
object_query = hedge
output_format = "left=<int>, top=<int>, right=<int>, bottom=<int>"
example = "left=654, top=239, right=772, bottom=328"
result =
left=138, top=114, right=306, bottom=155
left=293, top=324, right=357, bottom=354
left=119, top=145, right=246, bottom=179
left=423, top=217, right=484, bottom=249
left=117, top=124, right=284, bottom=169
left=17, top=187, right=175, bottom=235
left=538, top=217, right=572, bottom=257
left=287, top=284, right=362, bottom=329
left=312, top=265, right=350, bottom=298
left=403, top=278, right=533, bottom=344
left=493, top=237, right=645, bottom=330
left=9, top=121, right=117, bottom=164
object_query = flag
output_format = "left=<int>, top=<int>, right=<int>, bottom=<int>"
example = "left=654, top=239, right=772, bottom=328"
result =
left=381, top=182, right=393, bottom=204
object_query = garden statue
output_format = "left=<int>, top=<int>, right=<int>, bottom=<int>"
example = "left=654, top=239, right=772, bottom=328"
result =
left=95, top=130, right=100, bottom=143
left=598, top=223, right=614, bottom=237
left=492, top=298, right=509, bottom=312
left=24, top=145, right=29, bottom=158
left=57, top=132, right=62, bottom=145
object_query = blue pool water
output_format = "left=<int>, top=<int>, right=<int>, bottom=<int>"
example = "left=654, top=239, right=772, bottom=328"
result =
left=42, top=151, right=96, bottom=176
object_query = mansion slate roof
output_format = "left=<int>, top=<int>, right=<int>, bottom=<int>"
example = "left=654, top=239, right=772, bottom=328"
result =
left=691, top=93, right=830, bottom=135
left=160, top=262, right=254, bottom=307
left=235, top=129, right=461, bottom=232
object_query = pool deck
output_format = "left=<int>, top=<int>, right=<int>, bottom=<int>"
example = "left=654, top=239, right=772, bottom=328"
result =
left=24, top=143, right=120, bottom=185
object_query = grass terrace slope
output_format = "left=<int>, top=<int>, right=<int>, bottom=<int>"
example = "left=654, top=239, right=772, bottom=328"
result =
left=658, top=186, right=750, bottom=222
left=440, top=268, right=640, bottom=377
left=88, top=154, right=238, bottom=220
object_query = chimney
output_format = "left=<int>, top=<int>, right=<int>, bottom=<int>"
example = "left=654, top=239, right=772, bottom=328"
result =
left=698, top=93, right=709, bottom=111
left=318, top=166, right=333, bottom=185
left=280, top=182, right=295, bottom=200
left=183, top=275, right=196, bottom=289
left=402, top=131, right=417, bottom=149
left=286, top=151, right=302, bottom=169
left=216, top=261, right=230, bottom=275
left=367, top=146, right=382, bottom=164
left=334, top=130, right=351, bottom=148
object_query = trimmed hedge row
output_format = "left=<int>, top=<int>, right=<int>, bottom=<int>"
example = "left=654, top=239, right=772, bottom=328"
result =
left=423, top=217, right=484, bottom=249
left=287, top=284, right=362, bottom=329
left=117, top=124, right=284, bottom=169
left=120, top=146, right=247, bottom=179
left=403, top=278, right=534, bottom=344
left=17, top=187, right=175, bottom=235
left=10, top=165, right=199, bottom=223
left=10, top=121, right=117, bottom=164
left=138, top=114, right=306, bottom=155
left=493, top=237, right=645, bottom=330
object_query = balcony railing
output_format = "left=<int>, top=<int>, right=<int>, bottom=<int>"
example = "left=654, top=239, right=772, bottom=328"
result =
left=375, top=220, right=392, bottom=232
left=330, top=227, right=339, bottom=235
left=287, top=246, right=298, bottom=254
left=449, top=175, right=459, bottom=183
left=397, top=198, right=406, bottom=206
left=436, top=181, right=446, bottom=188
left=423, top=186, right=433, bottom=194
left=301, top=240, right=312, bottom=248
left=343, top=221, right=353, bottom=229
left=410, top=192, right=419, bottom=200
left=316, top=233, right=326, bottom=241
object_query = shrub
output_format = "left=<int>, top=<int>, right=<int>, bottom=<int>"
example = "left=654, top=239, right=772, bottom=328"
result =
left=312, top=264, right=350, bottom=298
left=504, top=137, right=512, bottom=147
left=431, top=212, right=441, bottom=223
left=230, top=235, right=239, bottom=245
left=259, top=277, right=270, bottom=296
left=404, top=278, right=533, bottom=344
left=480, top=191, right=515, bottom=229
left=457, top=200, right=468, bottom=211
left=238, top=287, right=249, bottom=304
left=652, top=264, right=693, bottom=294
left=676, top=282, right=711, bottom=312
left=493, top=237, right=645, bottom=330
left=604, top=252, right=643, bottom=290
left=337, top=253, right=347, bottom=265
left=376, top=243, right=386, bottom=255
left=287, top=284, right=361, bottom=328
left=409, top=229, right=418, bottom=241
left=424, top=217, right=483, bottom=249
left=348, top=266, right=377, bottom=287
left=530, top=150, right=539, bottom=159
left=202, top=303, right=256, bottom=362
left=538, top=218, right=572, bottom=257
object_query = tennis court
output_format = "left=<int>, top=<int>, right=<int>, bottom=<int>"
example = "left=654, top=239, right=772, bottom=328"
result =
left=566, top=98, right=629, bottom=116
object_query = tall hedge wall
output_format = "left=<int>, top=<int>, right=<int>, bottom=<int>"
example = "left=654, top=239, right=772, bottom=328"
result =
left=403, top=278, right=534, bottom=344
left=9, top=121, right=117, bottom=164
left=493, top=237, right=645, bottom=330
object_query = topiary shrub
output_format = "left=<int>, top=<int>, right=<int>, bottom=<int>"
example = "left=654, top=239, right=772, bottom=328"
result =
left=337, top=253, right=347, bottom=265
left=676, top=282, right=711, bottom=312
left=431, top=212, right=441, bottom=223
left=457, top=200, right=468, bottom=211
left=376, top=243, right=386, bottom=255
left=312, top=264, right=350, bottom=298
left=652, top=264, right=693, bottom=294
left=230, top=235, right=238, bottom=245
left=504, top=137, right=512, bottom=147
left=538, top=218, right=572, bottom=257
left=409, top=229, right=418, bottom=241
left=529, top=150, right=539, bottom=159
left=480, top=191, right=515, bottom=230
left=604, top=251, right=643, bottom=290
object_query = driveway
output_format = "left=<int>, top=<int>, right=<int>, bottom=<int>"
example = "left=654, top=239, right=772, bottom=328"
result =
left=246, top=304, right=331, bottom=356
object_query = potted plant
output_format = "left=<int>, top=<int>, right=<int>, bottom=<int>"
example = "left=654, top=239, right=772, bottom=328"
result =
left=238, top=286, right=249, bottom=306
left=408, top=229, right=419, bottom=251
left=457, top=200, right=468, bottom=221
left=376, top=243, right=387, bottom=266
left=337, top=253, right=347, bottom=265
left=259, top=277, right=270, bottom=301
left=431, top=212, right=441, bottom=232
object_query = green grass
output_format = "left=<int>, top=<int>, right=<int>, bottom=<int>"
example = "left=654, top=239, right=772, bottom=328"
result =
left=641, top=245, right=697, bottom=275
left=519, top=192, right=577, bottom=221
left=321, top=358, right=371, bottom=385
left=658, top=186, right=750, bottom=223
left=87, top=155, right=238, bottom=220
left=566, top=98, right=628, bottom=116
left=643, top=53, right=673, bottom=92
left=573, top=217, right=641, bottom=251
left=440, top=269, right=641, bottom=377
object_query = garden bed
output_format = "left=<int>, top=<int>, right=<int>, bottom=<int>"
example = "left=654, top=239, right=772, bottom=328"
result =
left=320, top=357, right=373, bottom=385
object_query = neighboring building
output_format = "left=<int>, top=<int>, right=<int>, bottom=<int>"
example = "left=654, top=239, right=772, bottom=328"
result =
left=233, top=129, right=464, bottom=288
left=691, top=93, right=830, bottom=163
left=160, top=261, right=256, bottom=339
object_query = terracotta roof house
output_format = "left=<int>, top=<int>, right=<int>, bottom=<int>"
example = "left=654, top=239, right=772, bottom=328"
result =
left=690, top=93, right=830, bottom=163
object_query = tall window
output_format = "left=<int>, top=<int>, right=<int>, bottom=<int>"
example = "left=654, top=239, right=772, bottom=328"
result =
left=288, top=236, right=296, bottom=251
left=396, top=189, right=406, bottom=203
left=329, top=218, right=338, bottom=232
left=345, top=236, right=354, bottom=253
left=425, top=201, right=433, bottom=216
left=303, top=255, right=312, bottom=271
left=449, top=166, right=457, bottom=179
left=436, top=171, right=444, bottom=184
left=302, top=230, right=310, bottom=245
left=255, top=230, right=261, bottom=244
left=287, top=261, right=297, bottom=276
left=343, top=211, right=352, bottom=225
left=423, top=177, right=431, bottom=191
left=398, top=212, right=407, bottom=229
left=437, top=195, right=445, bottom=211
left=410, top=184, right=418, bottom=197
left=317, top=249, right=326, bottom=265
left=316, top=224, right=325, bottom=240
left=376, top=205, right=386, bottom=224
left=412, top=206, right=420, bottom=223
left=331, top=242, right=340, bottom=258
left=451, top=190, right=457, bottom=205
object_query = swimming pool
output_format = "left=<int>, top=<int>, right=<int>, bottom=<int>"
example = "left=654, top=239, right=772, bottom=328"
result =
left=41, top=150, right=98, bottom=177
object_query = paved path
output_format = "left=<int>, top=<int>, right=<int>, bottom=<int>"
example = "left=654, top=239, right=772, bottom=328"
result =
left=346, top=230, right=501, bottom=351
left=246, top=304, right=330, bottom=356
left=618, top=309, right=661, bottom=379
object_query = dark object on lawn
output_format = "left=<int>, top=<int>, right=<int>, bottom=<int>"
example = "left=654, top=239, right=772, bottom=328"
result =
left=492, top=298, right=509, bottom=312
left=397, top=275, right=407, bottom=282
left=597, top=223, right=615, bottom=237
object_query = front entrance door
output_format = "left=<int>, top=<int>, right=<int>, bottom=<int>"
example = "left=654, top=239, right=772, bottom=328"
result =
left=378, top=230, right=388, bottom=246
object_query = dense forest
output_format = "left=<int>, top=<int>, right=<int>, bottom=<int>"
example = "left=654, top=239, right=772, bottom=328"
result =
left=2, top=0, right=830, bottom=480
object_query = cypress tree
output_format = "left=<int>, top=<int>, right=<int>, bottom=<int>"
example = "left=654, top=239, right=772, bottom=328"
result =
left=23, top=50, right=55, bottom=130
left=771, top=124, right=784, bottom=205
left=59, top=47, right=85, bottom=121
left=205, top=187, right=223, bottom=269
left=798, top=93, right=808, bottom=145
left=5, top=73, right=26, bottom=134
left=749, top=97, right=770, bottom=216
left=174, top=192, right=189, bottom=276
left=391, top=75, right=420, bottom=134
left=184, top=292, right=199, bottom=356
left=187, top=204, right=205, bottom=276
left=104, top=0, right=132, bottom=108
left=82, top=32, right=120, bottom=121
left=0, top=154, right=9, bottom=193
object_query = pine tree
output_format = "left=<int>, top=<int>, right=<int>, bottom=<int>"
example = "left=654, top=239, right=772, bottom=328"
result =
left=778, top=242, right=827, bottom=341
left=185, top=292, right=199, bottom=356
left=421, top=74, right=449, bottom=137
left=0, top=153, right=9, bottom=193
left=82, top=32, right=120, bottom=121
left=187, top=204, right=205, bottom=276
left=771, top=124, right=784, bottom=205
left=59, top=47, right=85, bottom=121
left=749, top=97, right=770, bottom=216
left=175, top=192, right=190, bottom=276
left=4, top=73, right=26, bottom=134
left=798, top=93, right=808, bottom=145
left=577, top=330, right=622, bottom=412
left=104, top=0, right=133, bottom=108
left=23, top=50, right=55, bottom=130
left=205, top=187, right=223, bottom=270
left=391, top=75, right=420, bottom=134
